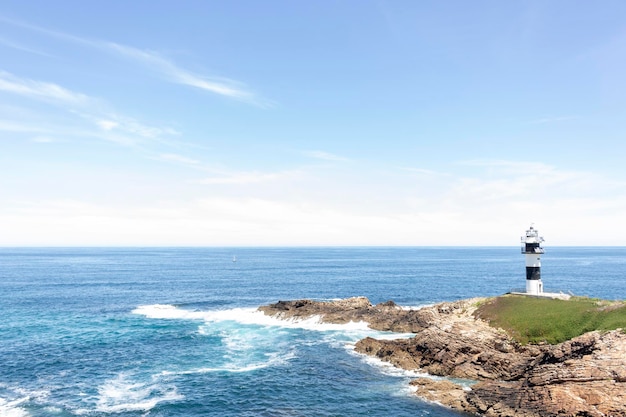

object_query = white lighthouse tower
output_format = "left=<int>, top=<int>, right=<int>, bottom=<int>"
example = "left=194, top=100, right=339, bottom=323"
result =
left=521, top=225, right=544, bottom=295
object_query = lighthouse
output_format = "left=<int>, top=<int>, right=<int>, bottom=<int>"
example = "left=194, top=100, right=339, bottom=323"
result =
left=521, top=225, right=544, bottom=295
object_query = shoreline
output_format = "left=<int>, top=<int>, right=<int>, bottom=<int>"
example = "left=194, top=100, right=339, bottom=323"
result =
left=259, top=296, right=626, bottom=417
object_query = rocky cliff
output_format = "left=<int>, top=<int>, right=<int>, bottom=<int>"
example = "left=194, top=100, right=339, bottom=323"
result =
left=259, top=297, right=626, bottom=417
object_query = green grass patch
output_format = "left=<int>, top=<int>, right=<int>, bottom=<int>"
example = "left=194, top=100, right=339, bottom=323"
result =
left=474, top=295, right=626, bottom=345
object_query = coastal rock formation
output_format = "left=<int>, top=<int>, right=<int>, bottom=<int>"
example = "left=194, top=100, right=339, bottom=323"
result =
left=258, top=296, right=500, bottom=334
left=463, top=329, right=626, bottom=417
left=259, top=297, right=626, bottom=417
left=259, top=296, right=438, bottom=333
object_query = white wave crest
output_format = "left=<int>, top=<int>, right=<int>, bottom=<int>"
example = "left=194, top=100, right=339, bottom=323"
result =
left=0, top=397, right=30, bottom=417
left=349, top=348, right=432, bottom=379
left=131, top=304, right=208, bottom=320
left=132, top=304, right=376, bottom=333
left=349, top=348, right=476, bottom=392
left=132, top=304, right=421, bottom=353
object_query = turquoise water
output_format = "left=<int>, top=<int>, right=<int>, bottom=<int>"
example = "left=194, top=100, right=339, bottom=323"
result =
left=1, top=247, right=625, bottom=416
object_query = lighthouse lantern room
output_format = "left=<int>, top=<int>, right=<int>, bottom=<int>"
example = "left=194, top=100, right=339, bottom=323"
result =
left=521, top=225, right=544, bottom=295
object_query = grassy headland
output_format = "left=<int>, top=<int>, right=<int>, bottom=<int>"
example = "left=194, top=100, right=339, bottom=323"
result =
left=475, top=294, right=626, bottom=344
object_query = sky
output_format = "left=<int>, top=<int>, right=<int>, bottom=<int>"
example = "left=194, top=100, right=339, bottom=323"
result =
left=1, top=1, right=625, bottom=246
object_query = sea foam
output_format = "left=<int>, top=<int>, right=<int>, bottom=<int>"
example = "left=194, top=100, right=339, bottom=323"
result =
left=0, top=397, right=30, bottom=417
left=75, top=373, right=183, bottom=415
left=159, top=350, right=297, bottom=377
left=132, top=304, right=423, bottom=387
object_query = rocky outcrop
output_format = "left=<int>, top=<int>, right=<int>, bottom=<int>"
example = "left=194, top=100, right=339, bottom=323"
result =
left=259, top=297, right=626, bottom=417
left=353, top=306, right=541, bottom=381
left=396, top=329, right=626, bottom=417
left=259, top=296, right=446, bottom=333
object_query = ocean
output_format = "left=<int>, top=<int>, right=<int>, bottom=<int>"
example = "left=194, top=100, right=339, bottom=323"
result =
left=1, top=247, right=625, bottom=416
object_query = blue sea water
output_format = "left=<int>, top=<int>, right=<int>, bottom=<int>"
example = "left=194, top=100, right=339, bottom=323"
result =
left=1, top=247, right=625, bottom=417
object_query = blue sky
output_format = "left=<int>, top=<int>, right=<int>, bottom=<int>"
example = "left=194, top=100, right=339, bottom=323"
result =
left=1, top=1, right=625, bottom=246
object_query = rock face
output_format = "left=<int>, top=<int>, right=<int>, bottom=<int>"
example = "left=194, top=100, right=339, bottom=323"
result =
left=259, top=297, right=626, bottom=417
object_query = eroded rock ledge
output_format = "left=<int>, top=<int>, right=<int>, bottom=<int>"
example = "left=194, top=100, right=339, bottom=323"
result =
left=259, top=297, right=626, bottom=417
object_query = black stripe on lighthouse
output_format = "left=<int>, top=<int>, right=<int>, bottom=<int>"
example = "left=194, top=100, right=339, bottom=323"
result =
left=526, top=266, right=541, bottom=280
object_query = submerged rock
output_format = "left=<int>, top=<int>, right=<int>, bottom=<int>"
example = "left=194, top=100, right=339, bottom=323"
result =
left=259, top=297, right=626, bottom=417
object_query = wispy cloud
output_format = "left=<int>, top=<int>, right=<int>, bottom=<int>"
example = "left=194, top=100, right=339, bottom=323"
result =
left=303, top=150, right=350, bottom=162
left=96, top=120, right=119, bottom=131
left=0, top=71, right=179, bottom=147
left=0, top=16, right=269, bottom=106
left=81, top=112, right=180, bottom=141
left=0, top=15, right=94, bottom=46
left=85, top=116, right=180, bottom=148
left=0, top=70, right=89, bottom=105
left=106, top=43, right=269, bottom=106
left=0, top=36, right=52, bottom=57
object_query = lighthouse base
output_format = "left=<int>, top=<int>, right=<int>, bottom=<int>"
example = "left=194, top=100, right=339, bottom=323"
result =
left=526, top=279, right=543, bottom=295
left=508, top=290, right=571, bottom=300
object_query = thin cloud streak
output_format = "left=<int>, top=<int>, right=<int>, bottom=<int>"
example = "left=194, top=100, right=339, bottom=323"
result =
left=106, top=43, right=264, bottom=104
left=0, top=117, right=153, bottom=148
left=82, top=112, right=180, bottom=141
left=0, top=36, right=53, bottom=57
left=0, top=15, right=97, bottom=47
left=0, top=70, right=89, bottom=104
left=0, top=69, right=181, bottom=148
left=0, top=16, right=269, bottom=106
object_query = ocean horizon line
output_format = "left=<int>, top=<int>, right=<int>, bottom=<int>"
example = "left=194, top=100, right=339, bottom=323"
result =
left=1, top=245, right=625, bottom=249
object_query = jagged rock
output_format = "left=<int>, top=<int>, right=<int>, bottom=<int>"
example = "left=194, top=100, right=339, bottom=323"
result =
left=259, top=297, right=626, bottom=417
